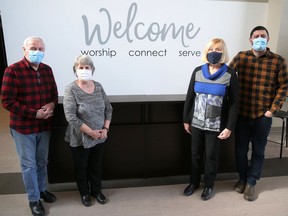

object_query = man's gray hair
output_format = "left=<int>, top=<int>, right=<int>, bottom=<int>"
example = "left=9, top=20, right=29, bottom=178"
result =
left=23, top=36, right=44, bottom=48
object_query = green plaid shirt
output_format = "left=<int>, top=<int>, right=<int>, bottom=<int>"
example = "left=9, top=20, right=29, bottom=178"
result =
left=229, top=48, right=288, bottom=119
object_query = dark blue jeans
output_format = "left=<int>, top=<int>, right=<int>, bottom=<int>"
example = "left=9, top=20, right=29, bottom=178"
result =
left=235, top=115, right=272, bottom=185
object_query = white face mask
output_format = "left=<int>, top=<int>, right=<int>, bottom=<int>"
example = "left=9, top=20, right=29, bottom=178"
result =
left=76, top=69, right=92, bottom=81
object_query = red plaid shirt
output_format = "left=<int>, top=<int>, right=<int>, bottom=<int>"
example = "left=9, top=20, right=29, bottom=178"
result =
left=229, top=48, right=288, bottom=118
left=1, top=58, right=58, bottom=134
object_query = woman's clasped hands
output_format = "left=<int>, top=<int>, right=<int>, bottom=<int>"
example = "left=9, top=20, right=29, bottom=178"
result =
left=90, top=129, right=108, bottom=140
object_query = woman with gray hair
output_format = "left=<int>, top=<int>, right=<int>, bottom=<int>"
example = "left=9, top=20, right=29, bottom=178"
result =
left=63, top=54, right=112, bottom=207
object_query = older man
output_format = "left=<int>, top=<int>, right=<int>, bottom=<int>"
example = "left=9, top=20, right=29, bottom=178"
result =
left=2, top=36, right=58, bottom=216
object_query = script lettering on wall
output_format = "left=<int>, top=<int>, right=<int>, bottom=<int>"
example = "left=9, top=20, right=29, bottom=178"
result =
left=82, top=2, right=201, bottom=47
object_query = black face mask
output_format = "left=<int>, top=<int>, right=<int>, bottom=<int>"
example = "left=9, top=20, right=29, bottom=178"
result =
left=207, top=52, right=222, bottom=64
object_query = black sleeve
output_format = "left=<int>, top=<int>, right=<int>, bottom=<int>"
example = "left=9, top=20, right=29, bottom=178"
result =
left=183, top=67, right=199, bottom=123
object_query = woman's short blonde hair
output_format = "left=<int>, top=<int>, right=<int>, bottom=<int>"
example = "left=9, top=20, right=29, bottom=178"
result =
left=201, top=38, right=229, bottom=64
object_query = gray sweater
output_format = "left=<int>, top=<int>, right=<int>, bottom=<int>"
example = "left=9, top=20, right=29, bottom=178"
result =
left=63, top=80, right=112, bottom=148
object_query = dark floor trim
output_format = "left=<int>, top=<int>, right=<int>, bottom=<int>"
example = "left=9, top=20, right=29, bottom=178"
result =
left=1, top=157, right=288, bottom=195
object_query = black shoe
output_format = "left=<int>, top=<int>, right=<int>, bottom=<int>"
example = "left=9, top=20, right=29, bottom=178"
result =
left=92, top=193, right=107, bottom=204
left=81, top=195, right=92, bottom=207
left=40, top=190, right=56, bottom=203
left=183, top=184, right=199, bottom=196
left=244, top=184, right=256, bottom=201
left=201, top=187, right=213, bottom=201
left=234, top=180, right=246, bottom=194
left=29, top=200, right=45, bottom=216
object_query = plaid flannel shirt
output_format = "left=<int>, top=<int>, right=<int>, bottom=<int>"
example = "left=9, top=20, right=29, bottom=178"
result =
left=1, top=58, right=58, bottom=134
left=229, top=48, right=288, bottom=118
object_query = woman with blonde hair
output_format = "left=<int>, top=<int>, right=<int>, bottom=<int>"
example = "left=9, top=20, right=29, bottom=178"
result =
left=183, top=38, right=238, bottom=200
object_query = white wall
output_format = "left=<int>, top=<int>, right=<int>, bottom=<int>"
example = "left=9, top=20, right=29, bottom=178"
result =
left=265, top=0, right=288, bottom=127
left=0, top=0, right=268, bottom=96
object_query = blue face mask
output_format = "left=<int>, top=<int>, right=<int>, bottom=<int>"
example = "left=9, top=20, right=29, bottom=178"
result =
left=207, top=52, right=222, bottom=64
left=252, top=37, right=267, bottom=51
left=28, top=50, right=44, bottom=64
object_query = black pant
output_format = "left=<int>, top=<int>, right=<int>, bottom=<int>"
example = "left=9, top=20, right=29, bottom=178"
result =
left=190, top=127, right=220, bottom=188
left=70, top=143, right=104, bottom=196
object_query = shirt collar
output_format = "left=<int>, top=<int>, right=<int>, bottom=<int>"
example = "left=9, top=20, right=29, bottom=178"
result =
left=248, top=47, right=273, bottom=58
left=22, top=57, right=41, bottom=70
